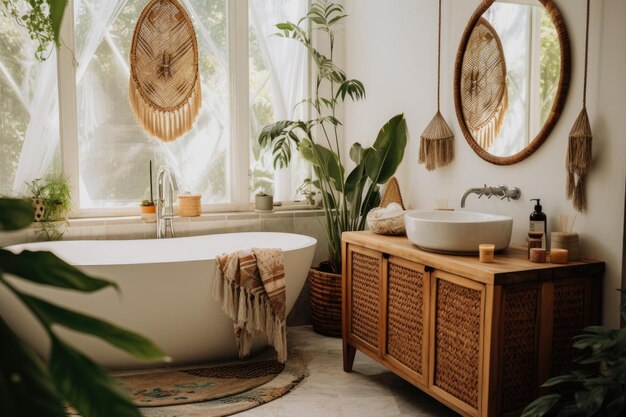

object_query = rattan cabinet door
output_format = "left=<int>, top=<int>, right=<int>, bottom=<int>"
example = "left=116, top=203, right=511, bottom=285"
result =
left=346, top=245, right=383, bottom=354
left=430, top=270, right=485, bottom=417
left=385, top=256, right=429, bottom=385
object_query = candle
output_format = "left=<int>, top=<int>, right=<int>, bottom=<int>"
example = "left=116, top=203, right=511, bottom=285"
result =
left=479, top=244, right=495, bottom=263
left=530, top=248, right=546, bottom=263
left=550, top=248, right=569, bottom=264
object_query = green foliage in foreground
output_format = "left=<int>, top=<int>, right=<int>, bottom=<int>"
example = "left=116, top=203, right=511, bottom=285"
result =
left=0, top=198, right=167, bottom=417
left=522, top=290, right=626, bottom=417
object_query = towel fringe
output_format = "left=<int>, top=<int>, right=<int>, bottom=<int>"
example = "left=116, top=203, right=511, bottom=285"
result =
left=212, top=259, right=287, bottom=362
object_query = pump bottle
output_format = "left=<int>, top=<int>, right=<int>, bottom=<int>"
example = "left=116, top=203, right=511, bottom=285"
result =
left=529, top=199, right=547, bottom=249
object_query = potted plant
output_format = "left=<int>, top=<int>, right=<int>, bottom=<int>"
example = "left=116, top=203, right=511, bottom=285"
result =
left=139, top=160, right=157, bottom=222
left=258, top=0, right=408, bottom=336
left=25, top=176, right=72, bottom=240
left=255, top=192, right=274, bottom=212
left=140, top=199, right=156, bottom=222
left=297, top=178, right=318, bottom=207
left=521, top=289, right=626, bottom=417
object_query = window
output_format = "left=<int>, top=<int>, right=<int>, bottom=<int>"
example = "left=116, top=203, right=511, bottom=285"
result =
left=484, top=3, right=560, bottom=157
left=2, top=0, right=308, bottom=214
left=0, top=9, right=60, bottom=196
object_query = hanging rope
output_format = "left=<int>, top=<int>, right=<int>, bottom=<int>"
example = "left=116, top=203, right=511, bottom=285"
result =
left=566, top=0, right=593, bottom=212
left=582, top=0, right=590, bottom=107
left=437, top=0, right=442, bottom=111
left=418, top=0, right=454, bottom=171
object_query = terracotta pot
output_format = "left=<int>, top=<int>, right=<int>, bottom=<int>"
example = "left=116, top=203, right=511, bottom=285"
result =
left=140, top=205, right=156, bottom=223
left=140, top=205, right=156, bottom=214
left=309, top=262, right=342, bottom=338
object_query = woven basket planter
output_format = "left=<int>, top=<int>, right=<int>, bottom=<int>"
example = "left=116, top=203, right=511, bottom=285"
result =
left=309, top=263, right=342, bottom=338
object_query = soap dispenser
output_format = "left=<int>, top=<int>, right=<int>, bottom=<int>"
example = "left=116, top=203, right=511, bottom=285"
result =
left=529, top=199, right=547, bottom=249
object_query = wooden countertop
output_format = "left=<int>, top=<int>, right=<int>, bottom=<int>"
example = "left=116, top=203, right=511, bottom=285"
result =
left=342, top=231, right=605, bottom=285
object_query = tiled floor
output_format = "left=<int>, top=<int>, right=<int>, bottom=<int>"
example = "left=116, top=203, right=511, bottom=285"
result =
left=232, top=326, right=460, bottom=417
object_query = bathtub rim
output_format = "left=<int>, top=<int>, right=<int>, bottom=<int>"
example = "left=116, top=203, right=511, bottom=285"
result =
left=5, top=232, right=317, bottom=267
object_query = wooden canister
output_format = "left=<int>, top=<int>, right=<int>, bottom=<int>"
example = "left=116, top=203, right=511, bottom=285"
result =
left=178, top=194, right=202, bottom=217
left=551, top=232, right=579, bottom=261
left=530, top=248, right=547, bottom=263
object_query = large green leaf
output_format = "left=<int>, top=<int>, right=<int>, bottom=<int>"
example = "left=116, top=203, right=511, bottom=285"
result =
left=19, top=293, right=166, bottom=361
left=0, top=317, right=66, bottom=417
left=298, top=140, right=344, bottom=193
left=0, top=199, right=34, bottom=231
left=49, top=337, right=142, bottom=417
left=364, top=114, right=408, bottom=185
left=520, top=394, right=562, bottom=417
left=0, top=250, right=116, bottom=292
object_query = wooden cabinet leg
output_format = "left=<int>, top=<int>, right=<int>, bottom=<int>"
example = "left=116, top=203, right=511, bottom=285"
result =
left=343, top=342, right=356, bottom=372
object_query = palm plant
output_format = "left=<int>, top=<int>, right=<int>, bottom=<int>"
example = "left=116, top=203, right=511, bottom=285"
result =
left=258, top=0, right=407, bottom=273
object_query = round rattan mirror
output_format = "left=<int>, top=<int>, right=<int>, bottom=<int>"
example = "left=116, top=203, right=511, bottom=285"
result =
left=454, top=0, right=570, bottom=165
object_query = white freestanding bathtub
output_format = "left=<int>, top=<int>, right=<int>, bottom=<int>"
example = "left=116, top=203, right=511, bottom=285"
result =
left=1, top=232, right=316, bottom=369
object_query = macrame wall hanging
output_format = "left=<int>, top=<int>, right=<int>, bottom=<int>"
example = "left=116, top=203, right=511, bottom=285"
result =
left=129, top=0, right=202, bottom=142
left=418, top=0, right=454, bottom=171
left=460, top=17, right=508, bottom=150
left=567, top=0, right=593, bottom=212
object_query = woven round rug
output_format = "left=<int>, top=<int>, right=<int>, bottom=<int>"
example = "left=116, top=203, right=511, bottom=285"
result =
left=113, top=348, right=309, bottom=417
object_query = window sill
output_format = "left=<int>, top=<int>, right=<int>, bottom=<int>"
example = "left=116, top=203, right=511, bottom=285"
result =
left=65, top=207, right=324, bottom=227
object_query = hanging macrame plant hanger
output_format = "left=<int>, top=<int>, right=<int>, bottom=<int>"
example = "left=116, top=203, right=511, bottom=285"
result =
left=419, top=0, right=454, bottom=171
left=129, top=0, right=202, bottom=142
left=567, top=0, right=593, bottom=212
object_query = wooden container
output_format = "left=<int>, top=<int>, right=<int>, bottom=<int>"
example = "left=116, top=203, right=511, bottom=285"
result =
left=479, top=244, right=495, bottom=263
left=178, top=194, right=201, bottom=217
left=551, top=232, right=580, bottom=261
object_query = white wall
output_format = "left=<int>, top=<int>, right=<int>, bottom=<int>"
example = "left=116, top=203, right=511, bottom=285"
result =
left=343, top=0, right=626, bottom=327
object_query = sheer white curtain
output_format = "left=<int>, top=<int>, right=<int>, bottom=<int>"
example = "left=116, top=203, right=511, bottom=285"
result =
left=250, top=0, right=307, bottom=201
left=11, top=0, right=128, bottom=195
left=11, top=54, right=60, bottom=194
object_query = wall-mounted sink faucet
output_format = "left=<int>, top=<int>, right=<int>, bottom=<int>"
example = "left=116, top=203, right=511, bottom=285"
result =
left=156, top=166, right=179, bottom=238
left=460, top=184, right=521, bottom=208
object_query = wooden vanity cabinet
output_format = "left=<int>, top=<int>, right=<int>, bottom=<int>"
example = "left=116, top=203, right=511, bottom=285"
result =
left=342, top=232, right=604, bottom=417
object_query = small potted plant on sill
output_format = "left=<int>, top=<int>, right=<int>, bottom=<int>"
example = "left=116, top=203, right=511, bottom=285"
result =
left=140, top=160, right=157, bottom=223
left=258, top=1, right=408, bottom=337
left=140, top=199, right=157, bottom=223
left=255, top=192, right=274, bottom=212
left=25, top=176, right=72, bottom=240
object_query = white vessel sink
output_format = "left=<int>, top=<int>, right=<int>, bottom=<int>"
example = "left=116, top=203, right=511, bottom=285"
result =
left=404, top=210, right=513, bottom=254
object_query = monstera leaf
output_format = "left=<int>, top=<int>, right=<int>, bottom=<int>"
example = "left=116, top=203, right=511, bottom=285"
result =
left=0, top=198, right=167, bottom=417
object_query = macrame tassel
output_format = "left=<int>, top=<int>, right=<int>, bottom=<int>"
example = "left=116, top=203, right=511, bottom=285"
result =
left=471, top=89, right=508, bottom=150
left=566, top=107, right=592, bottom=212
left=419, top=111, right=454, bottom=171
left=129, top=79, right=202, bottom=142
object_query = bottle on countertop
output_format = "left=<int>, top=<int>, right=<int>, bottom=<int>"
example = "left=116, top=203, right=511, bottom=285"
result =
left=529, top=199, right=547, bottom=249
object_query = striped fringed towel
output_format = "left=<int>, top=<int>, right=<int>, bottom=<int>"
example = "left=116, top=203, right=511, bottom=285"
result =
left=212, top=248, right=287, bottom=363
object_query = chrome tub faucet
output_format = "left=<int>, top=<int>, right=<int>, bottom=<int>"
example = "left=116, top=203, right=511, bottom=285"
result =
left=156, top=166, right=179, bottom=238
left=460, top=184, right=521, bottom=208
